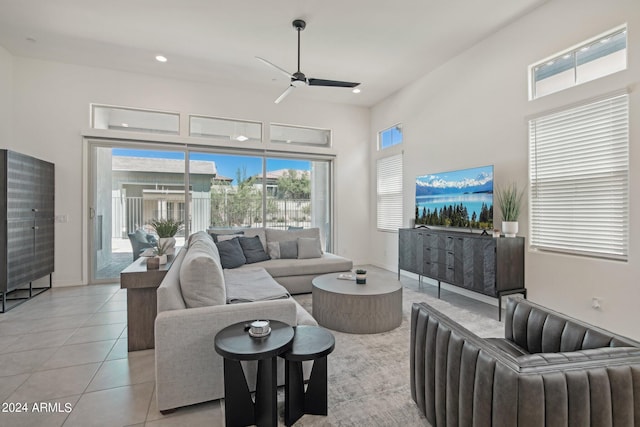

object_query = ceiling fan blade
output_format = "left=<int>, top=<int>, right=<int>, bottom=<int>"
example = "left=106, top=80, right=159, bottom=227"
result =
left=274, top=85, right=295, bottom=104
left=256, top=57, right=294, bottom=79
left=308, top=78, right=360, bottom=88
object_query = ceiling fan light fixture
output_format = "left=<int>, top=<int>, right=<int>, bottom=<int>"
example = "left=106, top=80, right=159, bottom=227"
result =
left=257, top=19, right=360, bottom=104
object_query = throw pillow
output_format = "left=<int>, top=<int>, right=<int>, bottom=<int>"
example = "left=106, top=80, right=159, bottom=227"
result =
left=215, top=238, right=247, bottom=269
left=279, top=240, right=298, bottom=259
left=209, top=230, right=244, bottom=243
left=297, top=237, right=322, bottom=259
left=267, top=241, right=281, bottom=259
left=133, top=229, right=149, bottom=244
left=239, top=236, right=271, bottom=264
left=179, top=240, right=226, bottom=308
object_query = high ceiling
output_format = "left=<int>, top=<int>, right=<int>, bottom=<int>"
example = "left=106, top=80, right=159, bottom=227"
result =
left=0, top=0, right=548, bottom=107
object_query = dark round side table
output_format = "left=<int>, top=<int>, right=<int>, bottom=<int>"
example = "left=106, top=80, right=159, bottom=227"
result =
left=215, top=320, right=294, bottom=427
left=280, top=325, right=336, bottom=426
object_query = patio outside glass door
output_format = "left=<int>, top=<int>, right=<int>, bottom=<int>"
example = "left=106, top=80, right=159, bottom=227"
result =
left=89, top=145, right=186, bottom=283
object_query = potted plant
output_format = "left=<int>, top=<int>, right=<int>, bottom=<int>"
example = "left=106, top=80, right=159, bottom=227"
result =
left=356, top=269, right=367, bottom=285
left=147, top=239, right=172, bottom=269
left=149, top=218, right=184, bottom=255
left=495, top=182, right=525, bottom=237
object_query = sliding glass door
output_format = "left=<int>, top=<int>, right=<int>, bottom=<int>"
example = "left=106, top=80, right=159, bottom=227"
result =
left=265, top=158, right=332, bottom=251
left=89, top=142, right=333, bottom=283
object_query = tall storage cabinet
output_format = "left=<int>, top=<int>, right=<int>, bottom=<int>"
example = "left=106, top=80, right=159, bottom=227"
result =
left=0, top=150, right=55, bottom=312
left=399, top=228, right=525, bottom=319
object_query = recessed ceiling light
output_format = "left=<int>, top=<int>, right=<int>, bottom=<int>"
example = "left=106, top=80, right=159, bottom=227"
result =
left=352, top=88, right=361, bottom=94
left=235, top=135, right=249, bottom=142
left=155, top=55, right=168, bottom=63
left=121, top=123, right=129, bottom=127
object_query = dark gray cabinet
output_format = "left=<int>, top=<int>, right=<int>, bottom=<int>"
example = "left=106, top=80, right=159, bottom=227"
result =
left=0, top=150, right=55, bottom=312
left=398, top=228, right=525, bottom=319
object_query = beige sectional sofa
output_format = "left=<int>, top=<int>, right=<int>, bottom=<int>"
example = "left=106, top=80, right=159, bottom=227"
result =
left=217, top=227, right=353, bottom=294
left=155, top=228, right=352, bottom=412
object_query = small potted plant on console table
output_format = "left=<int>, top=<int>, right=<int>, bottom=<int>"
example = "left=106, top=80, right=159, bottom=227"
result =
left=496, top=182, right=525, bottom=237
left=355, top=269, right=367, bottom=284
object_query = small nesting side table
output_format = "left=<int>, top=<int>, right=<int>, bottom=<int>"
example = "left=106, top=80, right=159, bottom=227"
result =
left=280, top=325, right=336, bottom=426
left=215, top=320, right=294, bottom=427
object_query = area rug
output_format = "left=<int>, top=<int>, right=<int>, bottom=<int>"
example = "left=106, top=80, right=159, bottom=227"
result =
left=279, top=287, right=504, bottom=426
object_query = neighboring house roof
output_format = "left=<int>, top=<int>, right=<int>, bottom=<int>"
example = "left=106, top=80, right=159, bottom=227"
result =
left=112, top=156, right=216, bottom=175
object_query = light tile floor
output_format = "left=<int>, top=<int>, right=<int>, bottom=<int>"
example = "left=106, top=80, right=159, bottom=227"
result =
left=0, top=266, right=498, bottom=427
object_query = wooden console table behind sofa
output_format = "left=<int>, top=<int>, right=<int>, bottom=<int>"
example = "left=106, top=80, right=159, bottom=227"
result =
left=120, top=248, right=181, bottom=351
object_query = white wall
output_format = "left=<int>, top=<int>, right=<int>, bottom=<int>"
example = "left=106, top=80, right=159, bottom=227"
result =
left=9, top=57, right=370, bottom=287
left=0, top=45, right=12, bottom=144
left=370, top=0, right=640, bottom=339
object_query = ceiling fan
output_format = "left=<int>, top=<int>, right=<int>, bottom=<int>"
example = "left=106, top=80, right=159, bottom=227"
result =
left=257, top=19, right=360, bottom=104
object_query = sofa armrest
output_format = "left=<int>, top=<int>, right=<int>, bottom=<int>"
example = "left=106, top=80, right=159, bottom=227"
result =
left=155, top=298, right=297, bottom=411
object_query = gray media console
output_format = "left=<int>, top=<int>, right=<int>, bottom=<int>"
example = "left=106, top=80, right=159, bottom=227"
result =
left=398, top=228, right=525, bottom=320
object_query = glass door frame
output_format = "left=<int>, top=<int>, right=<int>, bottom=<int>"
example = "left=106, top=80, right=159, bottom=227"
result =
left=86, top=139, right=189, bottom=284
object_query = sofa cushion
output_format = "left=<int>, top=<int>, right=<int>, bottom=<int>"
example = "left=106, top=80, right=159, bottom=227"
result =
left=239, top=236, right=271, bottom=264
left=239, top=252, right=353, bottom=278
left=279, top=240, right=298, bottom=259
left=265, top=227, right=321, bottom=245
left=179, top=240, right=226, bottom=308
left=188, top=230, right=215, bottom=247
left=297, top=237, right=322, bottom=259
left=224, top=267, right=289, bottom=304
left=215, top=238, right=247, bottom=269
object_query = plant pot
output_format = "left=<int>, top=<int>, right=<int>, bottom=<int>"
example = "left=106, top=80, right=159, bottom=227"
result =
left=157, top=254, right=168, bottom=265
left=158, top=237, right=176, bottom=255
left=356, top=273, right=367, bottom=284
left=502, top=221, right=519, bottom=238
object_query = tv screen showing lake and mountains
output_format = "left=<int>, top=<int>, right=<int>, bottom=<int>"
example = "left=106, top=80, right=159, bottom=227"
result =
left=415, top=165, right=494, bottom=230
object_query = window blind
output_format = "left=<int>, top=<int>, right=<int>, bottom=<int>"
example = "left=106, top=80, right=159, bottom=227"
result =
left=529, top=94, right=629, bottom=260
left=377, top=153, right=403, bottom=231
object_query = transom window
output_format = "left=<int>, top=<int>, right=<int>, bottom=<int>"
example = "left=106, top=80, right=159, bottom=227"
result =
left=378, top=124, right=403, bottom=150
left=530, top=26, right=627, bottom=99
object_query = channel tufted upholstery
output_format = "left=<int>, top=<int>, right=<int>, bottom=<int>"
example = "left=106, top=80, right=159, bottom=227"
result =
left=410, top=297, right=640, bottom=427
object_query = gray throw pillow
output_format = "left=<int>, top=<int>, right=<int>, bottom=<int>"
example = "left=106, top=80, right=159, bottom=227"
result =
left=297, top=237, right=322, bottom=259
left=267, top=242, right=281, bottom=259
left=215, top=238, right=247, bottom=269
left=239, top=236, right=271, bottom=264
left=133, top=229, right=149, bottom=244
left=279, top=240, right=298, bottom=259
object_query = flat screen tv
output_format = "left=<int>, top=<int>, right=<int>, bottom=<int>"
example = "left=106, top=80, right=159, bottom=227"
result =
left=415, top=165, right=493, bottom=230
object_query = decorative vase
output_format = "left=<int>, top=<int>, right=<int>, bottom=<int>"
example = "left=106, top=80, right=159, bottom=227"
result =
left=502, top=221, right=518, bottom=238
left=158, top=237, right=176, bottom=255
left=356, top=271, right=367, bottom=285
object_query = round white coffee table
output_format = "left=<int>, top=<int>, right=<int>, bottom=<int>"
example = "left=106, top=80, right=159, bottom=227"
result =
left=312, top=271, right=402, bottom=334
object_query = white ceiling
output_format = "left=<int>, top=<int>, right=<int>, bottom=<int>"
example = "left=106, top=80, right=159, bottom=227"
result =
left=0, top=0, right=548, bottom=107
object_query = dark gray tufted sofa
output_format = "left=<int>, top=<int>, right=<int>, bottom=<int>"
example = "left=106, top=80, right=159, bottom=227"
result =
left=410, top=296, right=640, bottom=426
